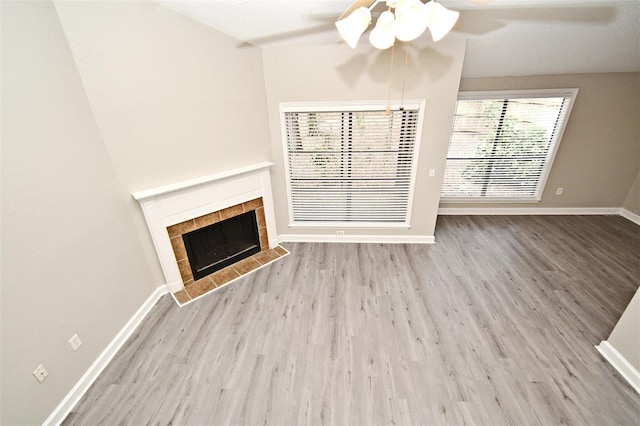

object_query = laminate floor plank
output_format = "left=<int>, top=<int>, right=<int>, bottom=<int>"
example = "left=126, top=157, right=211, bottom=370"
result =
left=63, top=215, right=640, bottom=425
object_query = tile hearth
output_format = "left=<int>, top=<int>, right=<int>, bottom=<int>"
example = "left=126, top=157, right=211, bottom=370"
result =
left=172, top=245, right=288, bottom=305
left=166, top=197, right=287, bottom=306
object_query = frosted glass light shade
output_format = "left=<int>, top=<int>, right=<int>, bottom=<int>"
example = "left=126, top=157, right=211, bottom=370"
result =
left=335, top=6, right=372, bottom=49
left=393, top=0, right=429, bottom=42
left=425, top=1, right=460, bottom=42
left=369, top=11, right=396, bottom=49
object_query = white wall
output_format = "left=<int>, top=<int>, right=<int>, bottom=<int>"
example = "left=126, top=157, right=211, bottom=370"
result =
left=262, top=40, right=467, bottom=240
left=1, top=1, right=157, bottom=424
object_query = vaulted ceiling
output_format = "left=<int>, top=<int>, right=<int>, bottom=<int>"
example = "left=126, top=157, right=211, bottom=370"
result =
left=156, top=0, right=640, bottom=78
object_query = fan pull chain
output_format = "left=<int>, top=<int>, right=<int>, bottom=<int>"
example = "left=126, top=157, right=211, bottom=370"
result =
left=400, top=42, right=409, bottom=110
left=386, top=42, right=395, bottom=115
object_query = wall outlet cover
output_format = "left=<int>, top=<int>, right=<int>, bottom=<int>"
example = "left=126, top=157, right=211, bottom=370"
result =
left=33, top=365, right=48, bottom=383
left=69, top=334, right=82, bottom=351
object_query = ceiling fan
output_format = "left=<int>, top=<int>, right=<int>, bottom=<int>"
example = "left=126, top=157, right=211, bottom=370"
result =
left=336, top=0, right=493, bottom=49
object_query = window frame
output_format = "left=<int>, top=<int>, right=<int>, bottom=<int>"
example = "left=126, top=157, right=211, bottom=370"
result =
left=280, top=100, right=426, bottom=228
left=441, top=88, right=578, bottom=203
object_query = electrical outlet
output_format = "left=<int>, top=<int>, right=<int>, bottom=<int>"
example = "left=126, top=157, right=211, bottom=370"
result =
left=33, top=365, right=48, bottom=383
left=429, top=168, right=436, bottom=177
left=556, top=187, right=564, bottom=195
left=69, top=334, right=82, bottom=351
left=336, top=230, right=345, bottom=236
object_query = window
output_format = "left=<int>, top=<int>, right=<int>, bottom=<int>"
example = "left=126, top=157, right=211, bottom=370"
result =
left=281, top=101, right=425, bottom=226
left=441, top=89, right=578, bottom=201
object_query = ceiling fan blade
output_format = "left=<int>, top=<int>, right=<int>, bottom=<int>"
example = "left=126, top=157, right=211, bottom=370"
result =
left=338, top=0, right=378, bottom=21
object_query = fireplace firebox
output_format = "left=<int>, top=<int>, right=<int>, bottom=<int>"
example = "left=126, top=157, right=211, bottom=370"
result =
left=182, top=210, right=261, bottom=281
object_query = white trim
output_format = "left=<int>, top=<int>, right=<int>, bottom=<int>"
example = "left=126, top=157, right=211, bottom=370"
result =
left=446, top=88, right=578, bottom=202
left=278, top=234, right=435, bottom=244
left=133, top=164, right=278, bottom=293
left=279, top=104, right=295, bottom=225
left=620, top=208, right=640, bottom=226
left=406, top=101, right=426, bottom=227
left=279, top=100, right=425, bottom=228
left=596, top=341, right=640, bottom=395
left=166, top=280, right=183, bottom=294
left=43, top=286, right=169, bottom=426
left=132, top=162, right=274, bottom=201
left=437, top=207, right=620, bottom=216
left=441, top=198, right=542, bottom=203
left=437, top=207, right=640, bottom=223
left=287, top=222, right=411, bottom=229
left=458, top=88, right=580, bottom=101
left=279, top=100, right=423, bottom=112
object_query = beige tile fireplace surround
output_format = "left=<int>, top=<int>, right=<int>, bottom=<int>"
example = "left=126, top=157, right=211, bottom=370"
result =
left=133, top=162, right=285, bottom=305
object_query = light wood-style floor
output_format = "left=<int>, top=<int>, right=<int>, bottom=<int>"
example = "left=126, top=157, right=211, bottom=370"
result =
left=63, top=215, right=640, bottom=425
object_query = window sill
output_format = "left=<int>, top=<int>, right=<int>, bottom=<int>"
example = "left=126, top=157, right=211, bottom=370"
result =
left=289, top=222, right=411, bottom=229
left=440, top=198, right=542, bottom=204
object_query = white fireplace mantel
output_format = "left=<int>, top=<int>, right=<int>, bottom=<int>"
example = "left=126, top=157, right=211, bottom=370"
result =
left=133, top=162, right=277, bottom=293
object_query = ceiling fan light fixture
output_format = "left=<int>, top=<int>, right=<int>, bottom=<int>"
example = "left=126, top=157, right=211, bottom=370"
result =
left=335, top=6, right=372, bottom=49
left=369, top=10, right=396, bottom=49
left=424, top=1, right=460, bottom=42
left=393, top=0, right=429, bottom=42
left=336, top=0, right=464, bottom=49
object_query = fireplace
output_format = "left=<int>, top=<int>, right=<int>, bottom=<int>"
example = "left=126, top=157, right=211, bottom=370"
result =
left=133, top=162, right=283, bottom=304
left=183, top=210, right=261, bottom=280
left=165, top=196, right=275, bottom=292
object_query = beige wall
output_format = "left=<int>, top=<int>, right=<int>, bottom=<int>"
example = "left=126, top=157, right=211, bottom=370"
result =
left=0, top=1, right=157, bottom=424
left=440, top=73, right=640, bottom=210
left=2, top=1, right=636, bottom=422
left=54, top=0, right=272, bottom=192
left=1, top=1, right=272, bottom=424
left=608, top=288, right=640, bottom=372
left=262, top=40, right=467, bottom=239
left=54, top=0, right=272, bottom=285
left=623, top=172, right=640, bottom=216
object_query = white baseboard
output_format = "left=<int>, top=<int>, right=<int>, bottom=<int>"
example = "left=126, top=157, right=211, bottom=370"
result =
left=166, top=280, right=183, bottom=293
left=437, top=207, right=640, bottom=226
left=44, top=285, right=169, bottom=426
left=596, top=341, right=640, bottom=395
left=269, top=237, right=280, bottom=249
left=619, top=208, right=640, bottom=226
left=278, top=234, right=435, bottom=244
left=437, top=207, right=619, bottom=216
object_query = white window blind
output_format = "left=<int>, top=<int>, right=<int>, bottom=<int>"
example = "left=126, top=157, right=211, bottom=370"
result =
left=441, top=89, right=577, bottom=201
left=281, top=102, right=423, bottom=226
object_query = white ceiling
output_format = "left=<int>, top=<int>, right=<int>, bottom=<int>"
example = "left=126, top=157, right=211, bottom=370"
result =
left=157, top=0, right=640, bottom=78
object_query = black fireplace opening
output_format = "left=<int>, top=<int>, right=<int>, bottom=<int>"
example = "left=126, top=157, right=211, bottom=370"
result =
left=182, top=210, right=261, bottom=281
